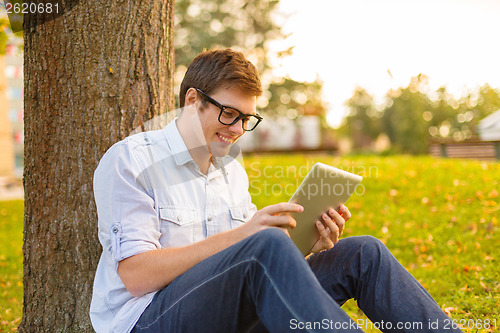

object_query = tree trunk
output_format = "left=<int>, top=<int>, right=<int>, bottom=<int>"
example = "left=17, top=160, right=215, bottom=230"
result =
left=20, top=1, right=174, bottom=331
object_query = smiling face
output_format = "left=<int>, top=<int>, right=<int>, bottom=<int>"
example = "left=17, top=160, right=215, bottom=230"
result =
left=197, top=86, right=257, bottom=157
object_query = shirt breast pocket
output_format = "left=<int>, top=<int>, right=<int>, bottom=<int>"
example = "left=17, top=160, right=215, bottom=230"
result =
left=158, top=206, right=198, bottom=247
left=229, top=206, right=250, bottom=229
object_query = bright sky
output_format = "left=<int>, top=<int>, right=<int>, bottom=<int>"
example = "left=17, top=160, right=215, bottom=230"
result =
left=271, top=0, right=500, bottom=127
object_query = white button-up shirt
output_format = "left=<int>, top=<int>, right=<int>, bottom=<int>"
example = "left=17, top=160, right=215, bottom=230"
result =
left=90, top=119, right=257, bottom=333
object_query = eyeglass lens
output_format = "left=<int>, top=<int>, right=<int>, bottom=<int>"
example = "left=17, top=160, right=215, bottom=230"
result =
left=219, top=108, right=259, bottom=130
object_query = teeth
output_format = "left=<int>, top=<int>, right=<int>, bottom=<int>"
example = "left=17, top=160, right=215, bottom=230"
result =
left=218, top=134, right=232, bottom=143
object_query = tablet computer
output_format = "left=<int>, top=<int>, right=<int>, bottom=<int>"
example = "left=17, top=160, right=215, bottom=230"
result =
left=288, top=162, right=363, bottom=255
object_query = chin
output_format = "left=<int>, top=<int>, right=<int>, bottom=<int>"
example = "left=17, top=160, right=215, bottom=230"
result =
left=209, top=142, right=232, bottom=157
left=212, top=147, right=232, bottom=158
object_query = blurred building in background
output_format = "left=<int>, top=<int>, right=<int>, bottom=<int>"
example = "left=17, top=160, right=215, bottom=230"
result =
left=0, top=55, right=14, bottom=177
left=478, top=109, right=500, bottom=141
left=0, top=41, right=23, bottom=178
left=237, top=115, right=322, bottom=152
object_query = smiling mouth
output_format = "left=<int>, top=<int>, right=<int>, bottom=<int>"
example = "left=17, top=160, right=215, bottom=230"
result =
left=217, top=133, right=234, bottom=144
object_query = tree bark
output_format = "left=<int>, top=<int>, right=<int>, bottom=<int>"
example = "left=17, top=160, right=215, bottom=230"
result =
left=20, top=0, right=174, bottom=331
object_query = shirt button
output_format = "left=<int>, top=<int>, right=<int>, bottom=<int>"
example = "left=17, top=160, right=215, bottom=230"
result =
left=243, top=213, right=247, bottom=219
left=112, top=226, right=119, bottom=234
left=207, top=216, right=212, bottom=221
left=177, top=215, right=182, bottom=222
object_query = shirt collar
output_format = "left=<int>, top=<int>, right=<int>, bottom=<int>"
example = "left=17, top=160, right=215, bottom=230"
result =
left=163, top=119, right=237, bottom=180
left=163, top=118, right=194, bottom=166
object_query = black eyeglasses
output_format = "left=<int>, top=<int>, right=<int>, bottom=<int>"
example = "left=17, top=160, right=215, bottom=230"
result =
left=195, top=88, right=263, bottom=131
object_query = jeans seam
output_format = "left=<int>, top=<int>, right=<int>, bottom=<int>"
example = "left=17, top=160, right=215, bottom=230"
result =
left=249, top=257, right=312, bottom=331
left=135, top=256, right=312, bottom=332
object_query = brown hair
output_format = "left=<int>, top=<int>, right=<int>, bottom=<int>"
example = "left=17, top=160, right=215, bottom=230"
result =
left=179, top=49, right=263, bottom=107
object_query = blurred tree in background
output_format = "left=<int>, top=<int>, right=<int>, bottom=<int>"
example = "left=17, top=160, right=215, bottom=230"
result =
left=465, top=84, right=500, bottom=121
left=174, top=0, right=329, bottom=122
left=342, top=87, right=381, bottom=150
left=381, top=75, right=431, bottom=154
left=340, top=74, right=500, bottom=154
left=0, top=17, right=10, bottom=55
left=265, top=77, right=327, bottom=119
left=174, top=0, right=282, bottom=74
left=1, top=0, right=24, bottom=55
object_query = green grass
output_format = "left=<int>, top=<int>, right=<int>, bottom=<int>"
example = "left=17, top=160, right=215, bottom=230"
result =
left=244, top=154, right=499, bottom=333
left=0, top=200, right=23, bottom=332
left=0, top=155, right=499, bottom=332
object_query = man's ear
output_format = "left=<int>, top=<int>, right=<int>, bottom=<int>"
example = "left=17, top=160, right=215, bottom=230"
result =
left=184, top=88, right=199, bottom=107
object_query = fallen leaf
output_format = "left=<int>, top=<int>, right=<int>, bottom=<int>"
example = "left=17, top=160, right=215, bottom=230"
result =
left=443, top=307, right=457, bottom=317
left=480, top=281, right=491, bottom=292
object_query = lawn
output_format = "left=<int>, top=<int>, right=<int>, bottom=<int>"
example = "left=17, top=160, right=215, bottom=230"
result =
left=244, top=154, right=499, bottom=332
left=0, top=200, right=23, bottom=332
left=0, top=155, right=498, bottom=332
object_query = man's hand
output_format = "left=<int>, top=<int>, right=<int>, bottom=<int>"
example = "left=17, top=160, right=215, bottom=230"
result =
left=119, top=203, right=303, bottom=297
left=310, top=204, right=351, bottom=253
left=240, top=203, right=303, bottom=237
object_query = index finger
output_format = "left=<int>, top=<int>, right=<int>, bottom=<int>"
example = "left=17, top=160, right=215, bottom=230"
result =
left=263, top=203, right=303, bottom=215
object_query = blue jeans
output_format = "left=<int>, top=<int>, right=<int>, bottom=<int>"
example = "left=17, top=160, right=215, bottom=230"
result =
left=132, top=229, right=461, bottom=332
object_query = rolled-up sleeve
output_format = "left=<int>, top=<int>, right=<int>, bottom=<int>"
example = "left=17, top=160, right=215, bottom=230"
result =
left=94, top=142, right=161, bottom=263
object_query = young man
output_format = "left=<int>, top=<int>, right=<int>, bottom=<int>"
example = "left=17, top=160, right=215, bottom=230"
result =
left=90, top=49, right=461, bottom=332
